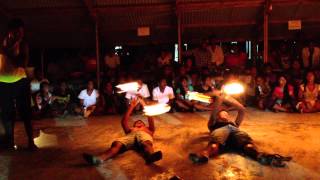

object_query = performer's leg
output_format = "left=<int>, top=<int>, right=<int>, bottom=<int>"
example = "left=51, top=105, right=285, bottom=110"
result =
left=83, top=141, right=125, bottom=166
left=16, top=79, right=36, bottom=149
left=243, top=143, right=259, bottom=160
left=202, top=143, right=220, bottom=158
left=98, top=141, right=125, bottom=161
left=141, top=140, right=162, bottom=164
left=0, top=83, right=15, bottom=148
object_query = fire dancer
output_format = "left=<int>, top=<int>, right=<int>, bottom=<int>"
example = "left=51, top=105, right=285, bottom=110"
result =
left=0, top=19, right=37, bottom=150
left=83, top=98, right=162, bottom=165
left=189, top=92, right=292, bottom=167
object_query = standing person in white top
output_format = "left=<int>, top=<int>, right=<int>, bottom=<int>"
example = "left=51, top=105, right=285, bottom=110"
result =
left=152, top=78, right=175, bottom=109
left=78, top=80, right=99, bottom=118
left=302, top=42, right=320, bottom=69
left=208, top=35, right=224, bottom=67
left=104, top=50, right=120, bottom=70
left=125, top=78, right=150, bottom=111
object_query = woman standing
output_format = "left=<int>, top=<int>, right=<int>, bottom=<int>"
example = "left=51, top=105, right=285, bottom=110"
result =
left=0, top=19, right=36, bottom=150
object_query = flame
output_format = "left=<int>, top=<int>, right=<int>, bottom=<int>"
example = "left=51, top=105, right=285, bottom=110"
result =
left=143, top=103, right=171, bottom=116
left=116, top=82, right=140, bottom=93
left=186, top=91, right=211, bottom=103
left=222, top=83, right=244, bottom=95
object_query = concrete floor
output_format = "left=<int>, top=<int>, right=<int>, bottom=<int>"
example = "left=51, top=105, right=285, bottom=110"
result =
left=0, top=109, right=320, bottom=180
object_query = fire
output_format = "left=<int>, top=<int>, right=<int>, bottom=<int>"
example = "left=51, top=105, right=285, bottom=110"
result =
left=222, top=83, right=244, bottom=95
left=143, top=103, right=171, bottom=116
left=116, top=82, right=140, bottom=93
left=186, top=91, right=211, bottom=103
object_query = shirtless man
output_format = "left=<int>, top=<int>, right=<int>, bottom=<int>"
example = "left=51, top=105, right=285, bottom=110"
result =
left=83, top=98, right=162, bottom=165
left=189, top=93, right=291, bottom=167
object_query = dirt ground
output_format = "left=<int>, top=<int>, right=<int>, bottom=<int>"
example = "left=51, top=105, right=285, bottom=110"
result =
left=0, top=108, right=320, bottom=180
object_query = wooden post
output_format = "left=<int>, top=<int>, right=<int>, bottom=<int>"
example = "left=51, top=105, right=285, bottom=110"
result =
left=263, top=0, right=271, bottom=64
left=95, top=21, right=101, bottom=89
left=177, top=1, right=182, bottom=64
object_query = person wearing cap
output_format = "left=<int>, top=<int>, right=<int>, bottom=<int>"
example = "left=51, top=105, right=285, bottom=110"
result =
left=0, top=18, right=37, bottom=150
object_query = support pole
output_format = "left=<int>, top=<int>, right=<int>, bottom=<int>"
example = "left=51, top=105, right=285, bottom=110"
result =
left=263, top=0, right=271, bottom=64
left=95, top=21, right=101, bottom=89
left=177, top=1, right=182, bottom=64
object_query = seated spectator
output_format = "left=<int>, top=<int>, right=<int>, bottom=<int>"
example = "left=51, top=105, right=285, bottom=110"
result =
left=102, top=81, right=118, bottom=114
left=193, top=75, right=215, bottom=111
left=157, top=50, right=172, bottom=67
left=52, top=81, right=75, bottom=116
left=175, top=76, right=194, bottom=111
left=174, top=66, right=191, bottom=87
left=32, top=81, right=54, bottom=119
left=125, top=77, right=150, bottom=111
left=152, top=78, right=175, bottom=107
left=196, top=76, right=214, bottom=94
left=241, top=67, right=257, bottom=106
left=267, top=75, right=295, bottom=112
left=254, top=76, right=271, bottom=110
left=184, top=57, right=195, bottom=74
left=190, top=71, right=200, bottom=88
left=296, top=71, right=320, bottom=113
left=77, top=80, right=99, bottom=118
left=263, top=64, right=277, bottom=88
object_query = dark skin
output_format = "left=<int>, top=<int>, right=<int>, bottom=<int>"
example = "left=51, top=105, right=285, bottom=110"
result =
left=97, top=98, right=155, bottom=161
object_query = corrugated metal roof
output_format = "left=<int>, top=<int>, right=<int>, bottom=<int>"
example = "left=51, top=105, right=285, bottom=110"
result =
left=0, top=0, right=319, bottom=47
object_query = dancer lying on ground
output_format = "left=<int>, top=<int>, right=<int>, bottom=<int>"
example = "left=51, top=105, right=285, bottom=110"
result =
left=189, top=92, right=292, bottom=167
left=83, top=98, right=162, bottom=165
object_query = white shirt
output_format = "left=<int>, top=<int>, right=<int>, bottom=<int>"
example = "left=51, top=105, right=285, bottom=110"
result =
left=125, top=83, right=150, bottom=100
left=78, top=89, right=99, bottom=108
left=152, top=86, right=175, bottom=104
left=104, top=55, right=120, bottom=69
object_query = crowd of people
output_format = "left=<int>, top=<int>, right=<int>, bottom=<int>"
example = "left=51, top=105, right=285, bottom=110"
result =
left=29, top=40, right=320, bottom=119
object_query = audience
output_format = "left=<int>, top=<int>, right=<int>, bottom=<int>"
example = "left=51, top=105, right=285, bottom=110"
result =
left=268, top=75, right=296, bottom=112
left=125, top=77, right=150, bottom=111
left=152, top=78, right=175, bottom=107
left=77, top=80, right=99, bottom=118
left=296, top=71, right=320, bottom=113
left=32, top=81, right=54, bottom=118
left=52, top=81, right=75, bottom=116
left=25, top=37, right=320, bottom=120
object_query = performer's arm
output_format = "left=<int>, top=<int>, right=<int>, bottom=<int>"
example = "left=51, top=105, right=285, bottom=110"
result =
left=121, top=98, right=139, bottom=134
left=224, top=95, right=245, bottom=127
left=208, top=95, right=223, bottom=130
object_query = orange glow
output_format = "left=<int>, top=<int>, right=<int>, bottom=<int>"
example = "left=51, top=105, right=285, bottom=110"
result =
left=143, top=103, right=171, bottom=116
left=222, top=83, right=244, bottom=95
left=116, top=82, right=140, bottom=93
left=186, top=91, right=211, bottom=103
